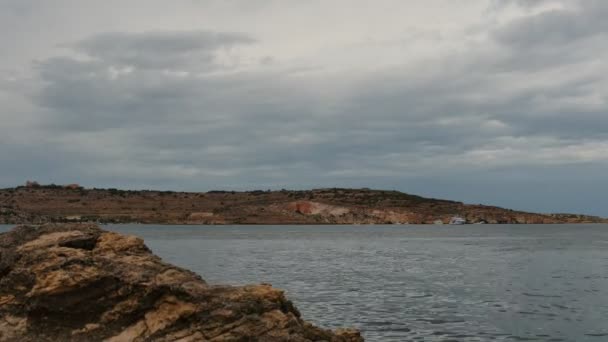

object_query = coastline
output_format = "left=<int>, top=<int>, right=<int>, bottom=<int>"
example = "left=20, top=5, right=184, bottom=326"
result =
left=1, top=186, right=606, bottom=226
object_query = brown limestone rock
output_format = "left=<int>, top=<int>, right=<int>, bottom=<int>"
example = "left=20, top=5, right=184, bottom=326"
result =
left=0, top=224, right=363, bottom=342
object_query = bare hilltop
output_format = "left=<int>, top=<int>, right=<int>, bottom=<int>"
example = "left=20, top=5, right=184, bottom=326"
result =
left=1, top=182, right=605, bottom=225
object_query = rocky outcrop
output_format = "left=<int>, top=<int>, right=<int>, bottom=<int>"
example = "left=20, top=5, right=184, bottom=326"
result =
left=0, top=224, right=363, bottom=342
left=287, top=201, right=350, bottom=217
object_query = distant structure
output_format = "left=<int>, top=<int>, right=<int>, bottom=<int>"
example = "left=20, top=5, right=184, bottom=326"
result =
left=64, top=184, right=82, bottom=190
left=25, top=180, right=40, bottom=188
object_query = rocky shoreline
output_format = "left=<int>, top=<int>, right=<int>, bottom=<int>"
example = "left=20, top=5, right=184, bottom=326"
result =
left=1, top=186, right=606, bottom=225
left=0, top=224, right=363, bottom=341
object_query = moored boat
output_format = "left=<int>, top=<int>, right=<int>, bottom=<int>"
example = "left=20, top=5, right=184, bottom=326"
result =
left=449, top=216, right=466, bottom=225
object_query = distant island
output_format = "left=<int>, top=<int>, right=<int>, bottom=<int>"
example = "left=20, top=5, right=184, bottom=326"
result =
left=0, top=182, right=606, bottom=225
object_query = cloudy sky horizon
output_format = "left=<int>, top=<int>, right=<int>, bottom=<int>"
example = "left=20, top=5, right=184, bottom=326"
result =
left=1, top=0, right=607, bottom=216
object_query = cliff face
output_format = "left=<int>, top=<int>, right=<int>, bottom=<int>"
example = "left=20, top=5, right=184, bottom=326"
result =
left=0, top=224, right=363, bottom=341
left=0, top=186, right=605, bottom=225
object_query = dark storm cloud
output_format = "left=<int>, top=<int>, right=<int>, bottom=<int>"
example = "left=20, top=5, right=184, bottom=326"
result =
left=32, top=20, right=608, bottom=177
left=488, top=1, right=608, bottom=73
left=481, top=1, right=608, bottom=142
left=34, top=30, right=264, bottom=131
left=494, top=2, right=608, bottom=48
left=71, top=30, right=255, bottom=70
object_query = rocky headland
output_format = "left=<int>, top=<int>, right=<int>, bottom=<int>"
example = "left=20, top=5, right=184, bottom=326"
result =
left=0, top=184, right=606, bottom=225
left=0, top=223, right=363, bottom=341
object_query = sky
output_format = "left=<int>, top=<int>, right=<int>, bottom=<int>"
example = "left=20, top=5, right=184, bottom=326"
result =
left=1, top=0, right=607, bottom=216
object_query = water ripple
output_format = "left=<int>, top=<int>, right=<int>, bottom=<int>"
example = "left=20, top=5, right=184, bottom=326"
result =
left=89, top=223, right=608, bottom=342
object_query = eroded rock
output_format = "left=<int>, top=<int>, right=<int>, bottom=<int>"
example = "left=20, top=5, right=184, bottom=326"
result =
left=0, top=224, right=363, bottom=341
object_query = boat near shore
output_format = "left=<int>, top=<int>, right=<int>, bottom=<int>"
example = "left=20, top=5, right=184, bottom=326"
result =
left=449, top=216, right=466, bottom=225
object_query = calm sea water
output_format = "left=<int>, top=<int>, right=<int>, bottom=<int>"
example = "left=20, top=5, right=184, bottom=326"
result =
left=2, top=224, right=607, bottom=341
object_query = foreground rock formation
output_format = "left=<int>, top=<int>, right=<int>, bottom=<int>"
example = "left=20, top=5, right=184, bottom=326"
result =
left=0, top=224, right=363, bottom=341
left=1, top=186, right=606, bottom=225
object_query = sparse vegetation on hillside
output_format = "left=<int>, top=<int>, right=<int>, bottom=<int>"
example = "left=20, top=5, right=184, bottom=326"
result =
left=0, top=185, right=605, bottom=225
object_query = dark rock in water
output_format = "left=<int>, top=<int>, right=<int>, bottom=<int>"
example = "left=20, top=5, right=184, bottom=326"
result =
left=0, top=224, right=363, bottom=341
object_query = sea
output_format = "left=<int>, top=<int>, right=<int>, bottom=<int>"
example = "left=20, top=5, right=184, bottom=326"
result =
left=2, top=224, right=607, bottom=342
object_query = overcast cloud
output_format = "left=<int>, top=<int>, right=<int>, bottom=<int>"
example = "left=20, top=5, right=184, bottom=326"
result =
left=1, top=0, right=607, bottom=215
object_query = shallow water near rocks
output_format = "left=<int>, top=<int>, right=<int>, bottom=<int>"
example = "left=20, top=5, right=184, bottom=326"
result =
left=2, top=224, right=608, bottom=342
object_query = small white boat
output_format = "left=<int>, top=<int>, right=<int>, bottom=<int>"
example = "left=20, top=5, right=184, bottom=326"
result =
left=449, top=216, right=466, bottom=225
